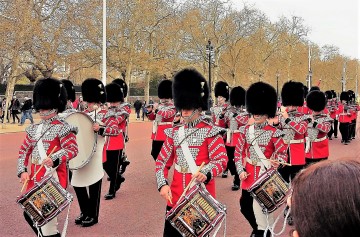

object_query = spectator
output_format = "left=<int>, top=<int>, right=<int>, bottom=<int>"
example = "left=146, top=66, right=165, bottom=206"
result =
left=77, top=96, right=87, bottom=112
left=0, top=98, right=9, bottom=123
left=133, top=98, right=142, bottom=120
left=19, top=97, right=34, bottom=126
left=149, top=97, right=154, bottom=105
left=9, top=95, right=20, bottom=124
left=141, top=100, right=147, bottom=121
left=289, top=159, right=360, bottom=237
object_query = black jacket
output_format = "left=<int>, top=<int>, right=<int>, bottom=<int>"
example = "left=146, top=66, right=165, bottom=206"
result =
left=21, top=99, right=33, bottom=111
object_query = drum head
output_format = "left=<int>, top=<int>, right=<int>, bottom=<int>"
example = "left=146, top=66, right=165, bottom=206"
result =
left=64, top=112, right=97, bottom=170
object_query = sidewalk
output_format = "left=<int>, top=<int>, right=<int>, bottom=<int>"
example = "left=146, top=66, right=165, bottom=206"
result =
left=0, top=112, right=149, bottom=134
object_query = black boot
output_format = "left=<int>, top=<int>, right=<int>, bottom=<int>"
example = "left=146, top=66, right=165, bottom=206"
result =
left=75, top=213, right=86, bottom=225
left=81, top=216, right=98, bottom=227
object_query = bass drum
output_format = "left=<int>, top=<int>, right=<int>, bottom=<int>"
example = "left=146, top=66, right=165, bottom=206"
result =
left=63, top=112, right=97, bottom=170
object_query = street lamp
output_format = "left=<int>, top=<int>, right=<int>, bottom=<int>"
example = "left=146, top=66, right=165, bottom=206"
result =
left=276, top=70, right=280, bottom=99
left=205, top=40, right=214, bottom=113
left=307, top=70, right=312, bottom=89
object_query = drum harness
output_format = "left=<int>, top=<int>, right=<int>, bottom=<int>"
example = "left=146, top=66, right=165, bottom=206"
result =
left=32, top=123, right=72, bottom=237
left=178, top=125, right=226, bottom=237
left=248, top=124, right=290, bottom=237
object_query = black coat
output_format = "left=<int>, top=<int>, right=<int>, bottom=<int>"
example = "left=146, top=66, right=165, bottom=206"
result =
left=133, top=100, right=142, bottom=110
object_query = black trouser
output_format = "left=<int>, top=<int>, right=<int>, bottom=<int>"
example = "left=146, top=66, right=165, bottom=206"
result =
left=305, top=157, right=328, bottom=167
left=11, top=110, right=19, bottom=123
left=328, top=119, right=338, bottom=138
left=103, top=149, right=123, bottom=194
left=151, top=140, right=164, bottom=161
left=73, top=179, right=102, bottom=220
left=350, top=119, right=356, bottom=138
left=240, top=190, right=258, bottom=231
left=225, top=146, right=240, bottom=186
left=339, top=122, right=350, bottom=142
left=23, top=212, right=61, bottom=237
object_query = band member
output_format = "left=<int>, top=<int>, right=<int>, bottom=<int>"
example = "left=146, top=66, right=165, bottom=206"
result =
left=146, top=79, right=177, bottom=161
left=102, top=83, right=128, bottom=200
left=274, top=81, right=308, bottom=182
left=60, top=79, right=77, bottom=113
left=234, top=82, right=287, bottom=237
left=18, top=78, right=78, bottom=237
left=305, top=90, right=332, bottom=165
left=325, top=90, right=337, bottom=139
left=337, top=91, right=352, bottom=144
left=72, top=78, right=106, bottom=227
left=348, top=90, right=358, bottom=140
left=156, top=68, right=228, bottom=237
left=112, top=78, right=131, bottom=173
left=224, top=86, right=249, bottom=191
left=297, top=85, right=311, bottom=115
left=331, top=90, right=339, bottom=138
left=211, top=81, right=229, bottom=177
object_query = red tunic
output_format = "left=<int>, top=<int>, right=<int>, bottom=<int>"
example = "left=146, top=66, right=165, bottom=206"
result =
left=234, top=122, right=287, bottom=190
left=297, top=102, right=311, bottom=115
left=305, top=114, right=332, bottom=159
left=277, top=111, right=308, bottom=165
left=337, top=104, right=352, bottom=123
left=147, top=103, right=176, bottom=141
left=327, top=100, right=337, bottom=119
left=223, top=107, right=249, bottom=147
left=210, top=103, right=228, bottom=128
left=17, top=115, right=79, bottom=191
left=155, top=118, right=228, bottom=207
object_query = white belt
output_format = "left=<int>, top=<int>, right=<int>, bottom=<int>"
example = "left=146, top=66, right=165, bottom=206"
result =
left=158, top=122, right=173, bottom=126
left=284, top=139, right=304, bottom=145
left=313, top=136, right=327, bottom=143
left=174, top=163, right=200, bottom=174
left=226, top=129, right=240, bottom=143
left=339, top=113, right=350, bottom=116
left=246, top=158, right=262, bottom=167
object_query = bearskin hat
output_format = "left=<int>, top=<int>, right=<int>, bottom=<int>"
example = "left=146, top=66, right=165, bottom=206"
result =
left=113, top=78, right=128, bottom=98
left=310, top=86, right=320, bottom=92
left=214, top=81, right=229, bottom=101
left=230, top=86, right=246, bottom=107
left=340, top=91, right=349, bottom=102
left=324, top=90, right=333, bottom=100
left=158, top=80, right=172, bottom=99
left=173, top=68, right=209, bottom=111
left=105, top=83, right=123, bottom=102
left=306, top=91, right=326, bottom=112
left=81, top=78, right=106, bottom=103
left=331, top=90, right=337, bottom=99
left=61, top=79, right=76, bottom=102
left=303, top=85, right=309, bottom=99
left=246, top=82, right=277, bottom=118
left=33, top=78, right=67, bottom=113
left=281, top=81, right=304, bottom=107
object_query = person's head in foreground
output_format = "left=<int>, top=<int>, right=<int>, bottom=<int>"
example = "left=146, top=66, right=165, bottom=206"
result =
left=290, top=159, right=360, bottom=237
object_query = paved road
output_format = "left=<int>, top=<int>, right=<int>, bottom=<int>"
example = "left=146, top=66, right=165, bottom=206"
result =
left=0, top=120, right=359, bottom=237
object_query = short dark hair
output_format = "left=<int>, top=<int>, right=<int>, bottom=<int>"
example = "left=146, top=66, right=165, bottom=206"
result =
left=292, top=159, right=360, bottom=237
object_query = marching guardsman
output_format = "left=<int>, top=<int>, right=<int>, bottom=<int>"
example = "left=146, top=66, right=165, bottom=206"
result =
left=273, top=81, right=308, bottom=183
left=72, top=78, right=106, bottom=227
left=156, top=68, right=228, bottom=237
left=18, top=78, right=78, bottom=237
left=325, top=90, right=337, bottom=139
left=211, top=81, right=229, bottom=177
left=60, top=79, right=77, bottom=113
left=102, top=83, right=128, bottom=200
left=146, top=79, right=177, bottom=161
left=348, top=90, right=358, bottom=140
left=304, top=90, right=332, bottom=165
left=234, top=82, right=287, bottom=237
left=337, top=91, right=352, bottom=144
left=113, top=78, right=131, bottom=173
left=223, top=86, right=249, bottom=191
left=331, top=90, right=339, bottom=138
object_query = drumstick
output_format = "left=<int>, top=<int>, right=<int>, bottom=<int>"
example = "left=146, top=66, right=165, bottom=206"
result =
left=178, top=162, right=206, bottom=203
left=32, top=146, right=58, bottom=180
left=20, top=178, right=29, bottom=193
left=256, top=157, right=292, bottom=166
left=167, top=191, right=173, bottom=205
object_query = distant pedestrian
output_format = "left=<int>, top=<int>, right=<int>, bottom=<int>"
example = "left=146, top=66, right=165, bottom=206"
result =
left=9, top=96, right=20, bottom=124
left=133, top=98, right=142, bottom=120
left=19, top=97, right=34, bottom=126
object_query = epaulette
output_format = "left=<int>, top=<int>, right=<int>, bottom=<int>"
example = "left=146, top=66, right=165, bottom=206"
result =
left=164, top=127, right=175, bottom=138
left=273, top=129, right=285, bottom=138
left=207, top=125, right=226, bottom=138
left=104, top=110, right=116, bottom=119
left=59, top=120, right=79, bottom=136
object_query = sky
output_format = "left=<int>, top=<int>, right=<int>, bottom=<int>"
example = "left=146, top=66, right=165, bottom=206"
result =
left=232, top=0, right=359, bottom=59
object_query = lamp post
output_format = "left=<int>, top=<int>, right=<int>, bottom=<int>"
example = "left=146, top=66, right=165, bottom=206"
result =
left=307, top=70, right=312, bottom=89
left=276, top=70, right=280, bottom=99
left=206, top=40, right=214, bottom=113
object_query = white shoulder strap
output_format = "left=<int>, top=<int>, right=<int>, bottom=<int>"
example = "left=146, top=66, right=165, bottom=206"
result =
left=178, top=126, right=198, bottom=174
left=248, top=124, right=271, bottom=173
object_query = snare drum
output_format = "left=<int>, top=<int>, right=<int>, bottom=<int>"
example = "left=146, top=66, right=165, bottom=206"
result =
left=166, top=183, right=226, bottom=237
left=63, top=112, right=97, bottom=170
left=248, top=168, right=289, bottom=213
left=16, top=175, right=73, bottom=227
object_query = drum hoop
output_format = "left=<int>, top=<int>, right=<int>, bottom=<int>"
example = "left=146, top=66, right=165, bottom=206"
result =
left=64, top=112, right=97, bottom=170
